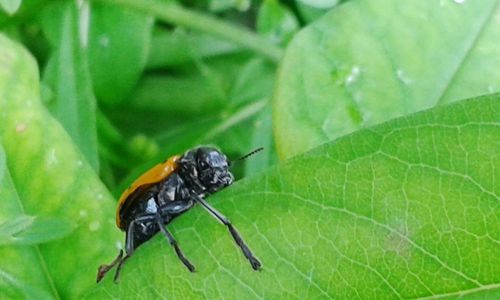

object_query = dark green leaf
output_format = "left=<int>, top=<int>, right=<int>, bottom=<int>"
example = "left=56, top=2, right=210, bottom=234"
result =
left=274, top=0, right=500, bottom=159
left=86, top=94, right=499, bottom=298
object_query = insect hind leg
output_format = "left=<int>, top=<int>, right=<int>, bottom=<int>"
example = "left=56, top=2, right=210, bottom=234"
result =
left=96, top=249, right=123, bottom=283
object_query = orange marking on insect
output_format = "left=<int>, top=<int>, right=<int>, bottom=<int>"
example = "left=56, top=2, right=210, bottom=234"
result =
left=116, top=155, right=180, bottom=229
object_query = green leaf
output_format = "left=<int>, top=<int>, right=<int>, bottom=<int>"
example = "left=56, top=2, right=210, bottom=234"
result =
left=274, top=0, right=500, bottom=159
left=42, top=1, right=99, bottom=171
left=88, top=2, right=153, bottom=106
left=0, top=34, right=121, bottom=299
left=0, top=0, right=21, bottom=15
left=86, top=94, right=499, bottom=298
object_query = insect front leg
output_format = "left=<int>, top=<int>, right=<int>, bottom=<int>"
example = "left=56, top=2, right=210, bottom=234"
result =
left=193, top=195, right=262, bottom=270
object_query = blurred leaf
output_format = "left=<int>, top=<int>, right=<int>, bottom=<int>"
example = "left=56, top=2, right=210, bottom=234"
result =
left=0, top=215, right=75, bottom=246
left=42, top=1, right=99, bottom=171
left=209, top=0, right=250, bottom=12
left=109, top=52, right=259, bottom=137
left=297, top=0, right=339, bottom=9
left=39, top=2, right=64, bottom=47
left=0, top=0, right=21, bottom=15
left=86, top=94, right=499, bottom=299
left=274, top=0, right=500, bottom=159
left=88, top=2, right=153, bottom=106
left=0, top=269, right=53, bottom=300
left=229, top=58, right=275, bottom=107
left=257, top=0, right=299, bottom=45
left=244, top=105, right=278, bottom=176
left=126, top=73, right=226, bottom=116
left=147, top=28, right=241, bottom=68
left=99, top=0, right=282, bottom=62
left=295, top=1, right=329, bottom=23
left=0, top=34, right=120, bottom=299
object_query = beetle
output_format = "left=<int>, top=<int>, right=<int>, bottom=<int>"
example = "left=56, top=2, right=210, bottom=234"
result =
left=96, top=146, right=263, bottom=283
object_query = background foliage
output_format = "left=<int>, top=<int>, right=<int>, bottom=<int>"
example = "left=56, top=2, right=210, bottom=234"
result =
left=0, top=0, right=498, bottom=299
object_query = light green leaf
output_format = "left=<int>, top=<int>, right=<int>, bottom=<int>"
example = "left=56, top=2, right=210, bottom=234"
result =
left=86, top=94, right=499, bottom=298
left=0, top=34, right=121, bottom=299
left=274, top=0, right=500, bottom=159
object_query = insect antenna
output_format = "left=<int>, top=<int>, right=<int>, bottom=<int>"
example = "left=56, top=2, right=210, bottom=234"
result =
left=230, top=147, right=263, bottom=166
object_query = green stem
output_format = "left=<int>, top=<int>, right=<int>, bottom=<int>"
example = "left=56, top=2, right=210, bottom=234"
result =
left=96, top=0, right=284, bottom=63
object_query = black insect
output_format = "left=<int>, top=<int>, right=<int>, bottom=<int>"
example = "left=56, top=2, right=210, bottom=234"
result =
left=97, top=146, right=262, bottom=283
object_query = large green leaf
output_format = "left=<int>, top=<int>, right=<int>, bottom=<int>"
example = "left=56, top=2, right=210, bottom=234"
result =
left=274, top=0, right=500, bottom=159
left=86, top=94, right=499, bottom=298
left=0, top=34, right=121, bottom=299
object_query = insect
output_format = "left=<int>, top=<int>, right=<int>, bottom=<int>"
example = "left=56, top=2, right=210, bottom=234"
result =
left=96, top=146, right=263, bottom=283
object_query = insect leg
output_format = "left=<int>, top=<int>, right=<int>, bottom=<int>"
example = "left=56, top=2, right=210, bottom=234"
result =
left=113, top=253, right=131, bottom=282
left=193, top=195, right=261, bottom=270
left=113, top=219, right=141, bottom=283
left=96, top=249, right=123, bottom=283
left=155, top=212, right=196, bottom=272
